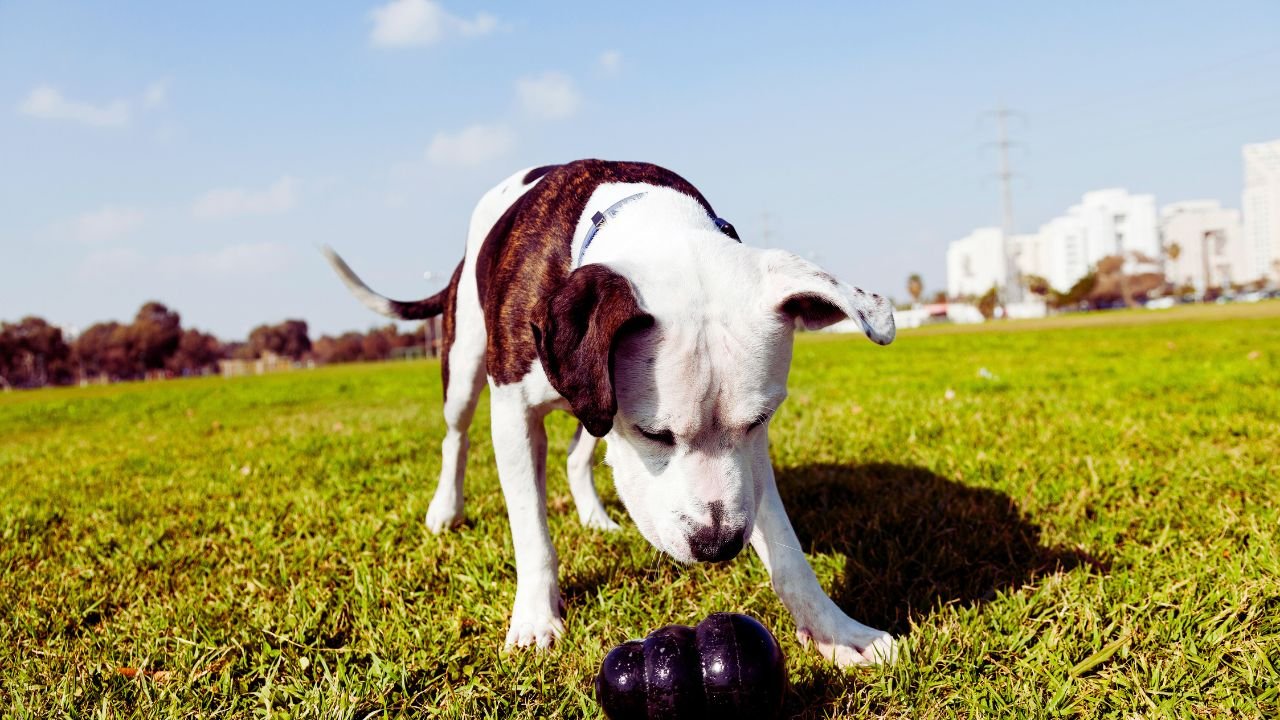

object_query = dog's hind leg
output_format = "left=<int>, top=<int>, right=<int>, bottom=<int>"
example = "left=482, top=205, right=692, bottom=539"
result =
left=425, top=267, right=486, bottom=533
left=566, top=424, right=620, bottom=531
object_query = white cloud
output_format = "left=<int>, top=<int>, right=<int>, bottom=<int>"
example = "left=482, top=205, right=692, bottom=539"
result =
left=73, top=205, right=146, bottom=243
left=426, top=124, right=514, bottom=167
left=192, top=176, right=298, bottom=220
left=18, top=85, right=131, bottom=127
left=517, top=72, right=580, bottom=120
left=142, top=80, right=168, bottom=109
left=456, top=12, right=497, bottom=36
left=77, top=242, right=293, bottom=280
left=598, top=50, right=622, bottom=74
left=158, top=242, right=293, bottom=275
left=76, top=247, right=145, bottom=279
left=369, top=0, right=496, bottom=48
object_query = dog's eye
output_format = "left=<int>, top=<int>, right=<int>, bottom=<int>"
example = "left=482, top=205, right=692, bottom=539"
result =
left=747, top=413, right=771, bottom=431
left=635, top=425, right=675, bottom=446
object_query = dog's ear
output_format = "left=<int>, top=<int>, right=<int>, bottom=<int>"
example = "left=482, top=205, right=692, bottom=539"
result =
left=760, top=249, right=896, bottom=345
left=532, top=265, right=654, bottom=438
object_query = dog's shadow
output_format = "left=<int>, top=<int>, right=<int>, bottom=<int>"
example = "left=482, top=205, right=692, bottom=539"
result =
left=778, top=462, right=1102, bottom=635
left=778, top=462, right=1105, bottom=716
left=566, top=462, right=1104, bottom=716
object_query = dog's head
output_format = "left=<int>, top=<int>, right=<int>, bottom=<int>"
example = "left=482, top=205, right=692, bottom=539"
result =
left=534, top=235, right=894, bottom=564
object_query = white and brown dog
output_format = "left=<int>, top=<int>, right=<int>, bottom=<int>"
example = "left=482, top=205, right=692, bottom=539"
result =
left=324, top=159, right=897, bottom=666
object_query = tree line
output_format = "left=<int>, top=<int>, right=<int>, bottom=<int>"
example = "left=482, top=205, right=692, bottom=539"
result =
left=0, top=301, right=432, bottom=390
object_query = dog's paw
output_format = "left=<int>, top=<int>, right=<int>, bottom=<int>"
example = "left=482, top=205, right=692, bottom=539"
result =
left=580, top=509, right=621, bottom=532
left=424, top=497, right=464, bottom=534
left=796, top=622, right=897, bottom=668
left=503, top=610, right=565, bottom=650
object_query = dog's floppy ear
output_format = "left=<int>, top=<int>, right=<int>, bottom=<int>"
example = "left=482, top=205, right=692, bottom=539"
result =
left=760, top=249, right=896, bottom=345
left=532, top=264, right=654, bottom=437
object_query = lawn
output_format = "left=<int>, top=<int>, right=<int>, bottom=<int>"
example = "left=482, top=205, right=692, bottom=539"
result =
left=2, top=303, right=1278, bottom=718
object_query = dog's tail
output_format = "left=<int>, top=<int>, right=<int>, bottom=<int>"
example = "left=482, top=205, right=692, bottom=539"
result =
left=321, top=245, right=449, bottom=320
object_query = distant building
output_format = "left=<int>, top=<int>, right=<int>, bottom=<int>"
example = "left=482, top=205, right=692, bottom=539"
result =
left=1242, top=140, right=1280, bottom=283
left=947, top=188, right=1159, bottom=297
left=1159, top=201, right=1245, bottom=292
left=1027, top=189, right=1159, bottom=292
left=946, top=227, right=1006, bottom=298
left=942, top=144, right=1280, bottom=304
left=217, top=351, right=305, bottom=378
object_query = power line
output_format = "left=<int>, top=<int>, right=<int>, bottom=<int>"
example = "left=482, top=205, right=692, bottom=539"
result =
left=983, top=106, right=1027, bottom=303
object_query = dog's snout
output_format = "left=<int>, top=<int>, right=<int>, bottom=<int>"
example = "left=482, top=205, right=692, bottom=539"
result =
left=687, top=501, right=746, bottom=563
left=689, top=525, right=746, bottom=563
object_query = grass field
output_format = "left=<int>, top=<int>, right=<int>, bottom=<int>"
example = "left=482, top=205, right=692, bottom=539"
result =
left=3, top=303, right=1279, bottom=718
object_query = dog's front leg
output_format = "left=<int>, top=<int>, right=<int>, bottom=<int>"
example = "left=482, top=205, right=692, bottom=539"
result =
left=750, top=462, right=896, bottom=667
left=490, top=386, right=563, bottom=649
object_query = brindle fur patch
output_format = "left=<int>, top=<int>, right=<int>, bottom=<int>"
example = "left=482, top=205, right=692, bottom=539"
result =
left=475, top=159, right=717, bottom=386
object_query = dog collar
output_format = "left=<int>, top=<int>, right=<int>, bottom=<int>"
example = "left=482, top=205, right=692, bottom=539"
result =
left=575, top=192, right=743, bottom=268
left=577, top=192, right=647, bottom=268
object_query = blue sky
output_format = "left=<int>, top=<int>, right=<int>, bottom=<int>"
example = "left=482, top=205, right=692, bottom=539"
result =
left=3, top=1, right=1278, bottom=338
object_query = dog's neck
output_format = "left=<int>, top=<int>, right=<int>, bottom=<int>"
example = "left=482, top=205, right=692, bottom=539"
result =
left=575, top=192, right=648, bottom=268
left=572, top=184, right=729, bottom=273
left=569, top=185, right=759, bottom=329
left=572, top=183, right=657, bottom=269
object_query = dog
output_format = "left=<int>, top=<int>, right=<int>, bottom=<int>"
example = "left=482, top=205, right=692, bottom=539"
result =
left=324, top=159, right=897, bottom=666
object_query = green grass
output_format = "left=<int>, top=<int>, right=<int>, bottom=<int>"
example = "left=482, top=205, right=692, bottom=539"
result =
left=3, top=302, right=1279, bottom=718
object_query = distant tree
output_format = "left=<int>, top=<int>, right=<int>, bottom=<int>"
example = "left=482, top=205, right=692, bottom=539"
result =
left=1096, top=255, right=1123, bottom=275
left=310, top=336, right=336, bottom=364
left=277, top=320, right=311, bottom=359
left=361, top=326, right=394, bottom=361
left=1023, top=274, right=1051, bottom=297
left=312, top=332, right=366, bottom=364
left=245, top=325, right=271, bottom=358
left=906, top=274, right=923, bottom=305
left=308, top=324, right=429, bottom=365
left=0, top=317, right=72, bottom=388
left=1088, top=254, right=1163, bottom=308
left=394, top=324, right=426, bottom=350
left=0, top=329, right=11, bottom=388
left=246, top=319, right=311, bottom=360
left=977, top=286, right=999, bottom=320
left=131, top=301, right=182, bottom=371
left=74, top=321, right=131, bottom=380
left=5, top=302, right=238, bottom=386
left=167, top=328, right=225, bottom=375
left=1050, top=271, right=1097, bottom=310
left=231, top=342, right=258, bottom=360
left=930, top=290, right=947, bottom=304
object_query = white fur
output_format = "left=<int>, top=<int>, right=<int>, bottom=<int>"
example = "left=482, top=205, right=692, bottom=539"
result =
left=425, top=175, right=896, bottom=666
left=488, top=363, right=568, bottom=648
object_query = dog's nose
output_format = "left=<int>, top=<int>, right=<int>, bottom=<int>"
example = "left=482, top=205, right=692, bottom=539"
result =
left=688, top=525, right=746, bottom=563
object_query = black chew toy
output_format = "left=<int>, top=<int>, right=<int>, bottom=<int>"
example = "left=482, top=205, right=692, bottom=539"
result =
left=594, top=612, right=785, bottom=720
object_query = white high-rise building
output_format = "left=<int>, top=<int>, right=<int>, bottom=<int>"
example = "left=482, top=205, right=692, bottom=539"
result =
left=947, top=188, right=1161, bottom=297
left=1028, top=189, right=1160, bottom=292
left=1159, top=201, right=1246, bottom=292
left=1167, top=197, right=1244, bottom=289
left=946, top=227, right=1006, bottom=298
left=1242, top=140, right=1280, bottom=283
